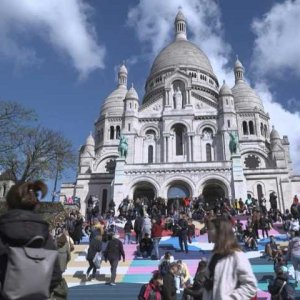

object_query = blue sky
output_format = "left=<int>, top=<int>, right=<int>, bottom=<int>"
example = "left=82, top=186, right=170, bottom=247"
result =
left=0, top=0, right=300, bottom=195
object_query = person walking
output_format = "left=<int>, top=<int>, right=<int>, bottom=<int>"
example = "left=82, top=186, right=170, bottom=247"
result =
left=151, top=219, right=163, bottom=259
left=162, top=262, right=178, bottom=300
left=202, top=217, right=257, bottom=300
left=177, top=213, right=189, bottom=253
left=287, top=230, right=300, bottom=286
left=142, top=214, right=152, bottom=237
left=123, top=218, right=133, bottom=245
left=103, top=233, right=125, bottom=285
left=86, top=231, right=102, bottom=280
left=134, top=214, right=143, bottom=244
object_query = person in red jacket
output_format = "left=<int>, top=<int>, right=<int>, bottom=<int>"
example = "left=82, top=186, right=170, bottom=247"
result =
left=151, top=219, right=163, bottom=260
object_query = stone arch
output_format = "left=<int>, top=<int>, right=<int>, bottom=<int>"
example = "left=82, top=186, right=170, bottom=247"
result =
left=164, top=73, right=192, bottom=90
left=161, top=176, right=195, bottom=199
left=241, top=150, right=269, bottom=169
left=197, top=122, right=217, bottom=135
left=166, top=119, right=191, bottom=132
left=94, top=154, right=118, bottom=172
left=139, top=123, right=160, bottom=137
left=128, top=176, right=160, bottom=199
left=196, top=174, right=231, bottom=198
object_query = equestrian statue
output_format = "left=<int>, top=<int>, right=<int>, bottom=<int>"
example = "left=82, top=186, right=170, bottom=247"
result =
left=229, top=132, right=239, bottom=155
left=118, top=134, right=128, bottom=158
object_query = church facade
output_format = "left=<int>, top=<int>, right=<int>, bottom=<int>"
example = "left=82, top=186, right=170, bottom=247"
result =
left=61, top=11, right=300, bottom=215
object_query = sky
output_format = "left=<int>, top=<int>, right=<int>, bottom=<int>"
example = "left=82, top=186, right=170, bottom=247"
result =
left=0, top=0, right=300, bottom=195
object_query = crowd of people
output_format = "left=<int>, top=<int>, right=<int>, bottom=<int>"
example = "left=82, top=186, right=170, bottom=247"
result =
left=0, top=179, right=300, bottom=299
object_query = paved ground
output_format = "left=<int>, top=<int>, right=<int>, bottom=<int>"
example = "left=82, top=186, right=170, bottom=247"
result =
left=65, top=222, right=300, bottom=300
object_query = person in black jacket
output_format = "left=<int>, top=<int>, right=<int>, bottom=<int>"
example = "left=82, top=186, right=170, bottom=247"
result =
left=178, top=213, right=189, bottom=253
left=162, top=262, right=179, bottom=300
left=0, top=181, right=63, bottom=299
left=86, top=231, right=102, bottom=279
left=103, top=233, right=125, bottom=285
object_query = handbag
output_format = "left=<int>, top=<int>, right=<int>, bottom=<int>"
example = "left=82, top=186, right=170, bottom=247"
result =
left=93, top=252, right=102, bottom=269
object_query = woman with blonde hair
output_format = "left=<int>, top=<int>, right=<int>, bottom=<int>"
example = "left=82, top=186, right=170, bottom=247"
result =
left=202, top=217, right=257, bottom=300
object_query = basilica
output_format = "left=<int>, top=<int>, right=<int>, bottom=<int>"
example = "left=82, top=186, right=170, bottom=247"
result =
left=61, top=11, right=300, bottom=215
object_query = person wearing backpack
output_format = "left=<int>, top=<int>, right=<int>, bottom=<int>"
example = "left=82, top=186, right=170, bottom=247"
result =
left=287, top=230, right=300, bottom=286
left=138, top=272, right=163, bottom=300
left=0, top=181, right=63, bottom=300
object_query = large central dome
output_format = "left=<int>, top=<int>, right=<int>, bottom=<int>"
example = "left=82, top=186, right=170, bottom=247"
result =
left=150, top=39, right=214, bottom=76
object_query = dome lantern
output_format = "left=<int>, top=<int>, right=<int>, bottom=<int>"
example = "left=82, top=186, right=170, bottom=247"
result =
left=118, top=62, right=128, bottom=88
left=174, top=8, right=187, bottom=41
left=234, top=56, right=244, bottom=83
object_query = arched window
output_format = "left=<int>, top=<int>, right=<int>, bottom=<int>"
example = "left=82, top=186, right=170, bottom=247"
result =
left=257, top=184, right=263, bottom=201
left=116, top=126, right=121, bottom=139
left=100, top=128, right=104, bottom=141
left=227, top=120, right=231, bottom=128
left=260, top=123, right=264, bottom=136
left=101, top=189, right=107, bottom=215
left=3, top=185, right=6, bottom=197
left=174, top=125, right=185, bottom=156
left=110, top=126, right=114, bottom=140
left=206, top=143, right=212, bottom=162
left=242, top=121, right=248, bottom=135
left=264, top=125, right=268, bottom=138
left=249, top=121, right=255, bottom=135
left=148, top=145, right=154, bottom=163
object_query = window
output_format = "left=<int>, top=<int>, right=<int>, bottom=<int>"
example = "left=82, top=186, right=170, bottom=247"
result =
left=227, top=120, right=231, bottom=128
left=257, top=184, right=263, bottom=201
left=129, top=102, right=132, bottom=109
left=128, top=123, right=131, bottom=131
left=116, top=126, right=121, bottom=139
left=110, top=126, right=114, bottom=140
left=249, top=121, right=255, bottom=135
left=100, top=129, right=103, bottom=141
left=242, top=121, right=248, bottom=135
left=206, top=143, right=212, bottom=162
left=148, top=145, right=154, bottom=163
left=260, top=123, right=264, bottom=136
left=264, top=125, right=268, bottom=138
left=101, top=189, right=108, bottom=215
left=226, top=99, right=228, bottom=105
left=175, top=125, right=184, bottom=156
left=3, top=184, right=6, bottom=197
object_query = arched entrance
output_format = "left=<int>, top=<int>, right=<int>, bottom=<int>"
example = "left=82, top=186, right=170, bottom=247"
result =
left=202, top=179, right=227, bottom=208
left=133, top=182, right=156, bottom=205
left=167, top=181, right=191, bottom=212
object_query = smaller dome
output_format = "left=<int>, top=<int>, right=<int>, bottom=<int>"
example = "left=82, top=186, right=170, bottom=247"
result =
left=270, top=126, right=281, bottom=140
left=119, top=63, right=128, bottom=74
left=126, top=84, right=139, bottom=100
left=232, top=80, right=264, bottom=111
left=86, top=133, right=95, bottom=146
left=175, top=10, right=186, bottom=22
left=219, top=80, right=232, bottom=96
left=101, top=86, right=127, bottom=116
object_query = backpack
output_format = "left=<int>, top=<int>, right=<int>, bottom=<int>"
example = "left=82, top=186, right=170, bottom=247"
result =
left=1, top=235, right=58, bottom=300
left=159, top=260, right=170, bottom=276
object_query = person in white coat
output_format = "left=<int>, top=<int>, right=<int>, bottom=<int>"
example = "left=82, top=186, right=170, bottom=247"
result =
left=202, top=217, right=257, bottom=300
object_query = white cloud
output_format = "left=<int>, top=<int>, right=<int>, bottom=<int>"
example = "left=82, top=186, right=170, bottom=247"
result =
left=0, top=0, right=105, bottom=77
left=252, top=0, right=300, bottom=77
left=127, top=0, right=234, bottom=85
left=255, top=82, right=300, bottom=173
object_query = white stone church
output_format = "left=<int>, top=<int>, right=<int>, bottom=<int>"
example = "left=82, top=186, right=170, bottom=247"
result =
left=61, top=11, right=300, bottom=215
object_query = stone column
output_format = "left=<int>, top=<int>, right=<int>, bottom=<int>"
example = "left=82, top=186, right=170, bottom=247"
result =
left=184, top=88, right=193, bottom=109
left=113, top=157, right=126, bottom=209
left=231, top=154, right=247, bottom=200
